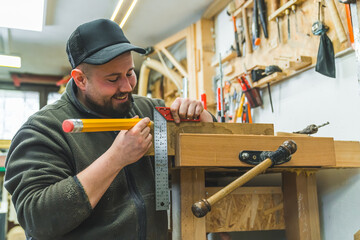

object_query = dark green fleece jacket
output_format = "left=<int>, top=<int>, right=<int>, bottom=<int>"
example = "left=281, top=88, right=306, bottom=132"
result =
left=4, top=79, right=168, bottom=240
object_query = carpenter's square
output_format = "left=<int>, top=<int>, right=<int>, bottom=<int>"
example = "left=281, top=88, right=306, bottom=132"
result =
left=153, top=107, right=200, bottom=210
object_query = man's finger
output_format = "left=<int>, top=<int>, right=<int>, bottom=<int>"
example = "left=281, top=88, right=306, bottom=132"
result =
left=170, top=98, right=182, bottom=123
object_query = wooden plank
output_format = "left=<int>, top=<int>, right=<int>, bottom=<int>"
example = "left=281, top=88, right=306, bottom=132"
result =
left=205, top=187, right=285, bottom=232
left=147, top=121, right=274, bottom=156
left=176, top=134, right=336, bottom=167
left=355, top=229, right=360, bottom=240
left=282, top=171, right=321, bottom=240
left=187, top=23, right=198, bottom=99
left=195, top=19, right=216, bottom=112
left=180, top=168, right=206, bottom=240
left=160, top=47, right=188, bottom=78
left=252, top=72, right=287, bottom=88
left=202, top=0, right=232, bottom=19
left=154, top=28, right=188, bottom=52
left=334, top=141, right=360, bottom=167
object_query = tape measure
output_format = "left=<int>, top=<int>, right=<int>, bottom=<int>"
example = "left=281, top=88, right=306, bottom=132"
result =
left=154, top=108, right=169, bottom=210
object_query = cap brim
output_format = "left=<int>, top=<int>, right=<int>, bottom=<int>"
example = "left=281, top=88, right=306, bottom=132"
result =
left=83, top=42, right=146, bottom=65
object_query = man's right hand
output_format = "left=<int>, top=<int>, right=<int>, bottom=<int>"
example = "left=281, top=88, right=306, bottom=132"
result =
left=109, top=117, right=152, bottom=169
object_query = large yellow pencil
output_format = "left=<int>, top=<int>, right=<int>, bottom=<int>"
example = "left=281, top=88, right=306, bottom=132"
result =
left=62, top=118, right=152, bottom=133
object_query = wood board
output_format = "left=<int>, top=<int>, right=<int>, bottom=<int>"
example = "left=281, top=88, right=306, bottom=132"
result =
left=146, top=122, right=274, bottom=156
left=176, top=134, right=336, bottom=167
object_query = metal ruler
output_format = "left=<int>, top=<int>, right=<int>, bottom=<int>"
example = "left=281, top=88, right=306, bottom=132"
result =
left=153, top=107, right=169, bottom=210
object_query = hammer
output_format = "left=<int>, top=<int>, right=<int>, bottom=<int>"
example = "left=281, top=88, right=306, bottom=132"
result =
left=191, top=140, right=297, bottom=218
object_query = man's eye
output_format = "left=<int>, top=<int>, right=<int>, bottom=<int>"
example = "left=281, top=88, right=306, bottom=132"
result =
left=108, top=78, right=118, bottom=82
left=127, top=70, right=134, bottom=77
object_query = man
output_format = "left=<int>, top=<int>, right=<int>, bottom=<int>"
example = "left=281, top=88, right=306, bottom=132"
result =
left=4, top=19, right=213, bottom=240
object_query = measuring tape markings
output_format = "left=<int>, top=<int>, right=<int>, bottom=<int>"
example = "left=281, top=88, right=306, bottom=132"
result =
left=154, top=108, right=169, bottom=210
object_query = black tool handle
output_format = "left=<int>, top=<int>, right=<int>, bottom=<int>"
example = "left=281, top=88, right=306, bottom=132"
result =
left=232, top=16, right=242, bottom=57
left=258, top=0, right=269, bottom=38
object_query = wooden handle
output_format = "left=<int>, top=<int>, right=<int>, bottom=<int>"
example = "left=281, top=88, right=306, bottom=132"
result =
left=242, top=8, right=253, bottom=54
left=192, top=158, right=273, bottom=218
left=326, top=0, right=347, bottom=43
left=192, top=140, right=297, bottom=218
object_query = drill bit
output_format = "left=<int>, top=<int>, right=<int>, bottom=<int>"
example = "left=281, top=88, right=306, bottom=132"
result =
left=293, top=122, right=330, bottom=135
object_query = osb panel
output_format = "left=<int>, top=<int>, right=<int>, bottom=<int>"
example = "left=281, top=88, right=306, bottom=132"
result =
left=205, top=187, right=285, bottom=232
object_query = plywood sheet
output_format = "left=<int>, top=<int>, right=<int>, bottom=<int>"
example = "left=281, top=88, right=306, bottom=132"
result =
left=205, top=187, right=285, bottom=232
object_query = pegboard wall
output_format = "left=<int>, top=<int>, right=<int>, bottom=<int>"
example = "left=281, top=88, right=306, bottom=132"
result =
left=216, top=0, right=352, bottom=88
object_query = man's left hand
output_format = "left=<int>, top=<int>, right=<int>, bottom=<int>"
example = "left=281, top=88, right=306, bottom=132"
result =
left=170, top=97, right=213, bottom=123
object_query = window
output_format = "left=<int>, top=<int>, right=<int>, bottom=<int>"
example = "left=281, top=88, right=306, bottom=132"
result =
left=0, top=89, right=39, bottom=139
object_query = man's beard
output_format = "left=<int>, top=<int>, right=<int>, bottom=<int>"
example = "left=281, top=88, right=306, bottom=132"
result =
left=84, top=92, right=133, bottom=118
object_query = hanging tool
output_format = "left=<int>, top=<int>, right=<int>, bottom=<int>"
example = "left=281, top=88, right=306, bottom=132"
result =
left=339, top=0, right=360, bottom=93
left=312, top=1, right=329, bottom=35
left=344, top=3, right=355, bottom=48
left=201, top=93, right=207, bottom=110
left=350, top=1, right=360, bottom=93
left=237, top=75, right=263, bottom=108
left=258, top=0, right=269, bottom=38
left=235, top=93, right=246, bottom=123
left=291, top=5, right=299, bottom=34
left=293, top=121, right=330, bottom=135
left=273, top=0, right=282, bottom=43
left=243, top=7, right=253, bottom=54
left=192, top=140, right=298, bottom=218
left=218, top=53, right=225, bottom=122
left=250, top=65, right=282, bottom=113
left=325, top=0, right=347, bottom=44
left=312, top=1, right=336, bottom=78
left=285, top=8, right=291, bottom=40
left=228, top=1, right=242, bottom=57
left=252, top=0, right=261, bottom=46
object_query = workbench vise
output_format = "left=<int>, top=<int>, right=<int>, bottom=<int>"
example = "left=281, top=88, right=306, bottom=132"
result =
left=191, top=140, right=297, bottom=218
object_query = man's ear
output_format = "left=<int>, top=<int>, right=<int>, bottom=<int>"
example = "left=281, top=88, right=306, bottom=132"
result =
left=71, top=68, right=87, bottom=91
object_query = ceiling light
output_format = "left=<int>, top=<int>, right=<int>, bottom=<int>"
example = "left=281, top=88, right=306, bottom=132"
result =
left=120, top=0, right=138, bottom=28
left=110, top=0, right=124, bottom=21
left=0, top=55, right=21, bottom=68
left=0, top=0, right=45, bottom=31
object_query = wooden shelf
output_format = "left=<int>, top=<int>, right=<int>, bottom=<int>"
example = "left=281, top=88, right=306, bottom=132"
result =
left=252, top=72, right=287, bottom=88
left=268, top=0, right=305, bottom=21
left=211, top=50, right=237, bottom=67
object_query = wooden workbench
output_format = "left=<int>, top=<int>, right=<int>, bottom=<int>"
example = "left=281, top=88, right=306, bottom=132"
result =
left=150, top=122, right=360, bottom=240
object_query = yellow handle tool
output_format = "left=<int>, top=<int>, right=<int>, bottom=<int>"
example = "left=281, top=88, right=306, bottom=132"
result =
left=62, top=118, right=152, bottom=133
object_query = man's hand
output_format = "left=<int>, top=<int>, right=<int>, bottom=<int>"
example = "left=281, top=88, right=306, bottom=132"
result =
left=170, top=97, right=213, bottom=123
left=109, top=117, right=152, bottom=169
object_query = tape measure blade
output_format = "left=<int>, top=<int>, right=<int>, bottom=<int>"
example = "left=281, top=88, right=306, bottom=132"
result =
left=154, top=109, right=169, bottom=210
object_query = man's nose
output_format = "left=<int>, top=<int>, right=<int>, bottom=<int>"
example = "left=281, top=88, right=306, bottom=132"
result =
left=119, top=78, right=133, bottom=92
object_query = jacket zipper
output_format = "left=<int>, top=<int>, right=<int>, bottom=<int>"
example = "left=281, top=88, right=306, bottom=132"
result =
left=124, top=166, right=147, bottom=240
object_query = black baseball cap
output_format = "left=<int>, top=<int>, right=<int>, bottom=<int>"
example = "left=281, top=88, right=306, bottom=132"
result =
left=66, top=19, right=145, bottom=69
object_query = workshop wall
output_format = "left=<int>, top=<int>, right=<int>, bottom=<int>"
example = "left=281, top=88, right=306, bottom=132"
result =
left=215, top=5, right=360, bottom=240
